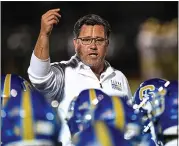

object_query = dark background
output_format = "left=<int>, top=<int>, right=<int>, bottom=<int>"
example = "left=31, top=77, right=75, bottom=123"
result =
left=1, top=1, right=178, bottom=93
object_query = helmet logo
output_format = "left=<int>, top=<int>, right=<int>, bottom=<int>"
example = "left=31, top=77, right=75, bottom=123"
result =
left=139, top=85, right=155, bottom=101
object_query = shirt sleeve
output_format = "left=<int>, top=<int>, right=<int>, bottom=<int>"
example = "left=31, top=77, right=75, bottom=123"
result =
left=27, top=51, right=65, bottom=103
left=28, top=51, right=51, bottom=77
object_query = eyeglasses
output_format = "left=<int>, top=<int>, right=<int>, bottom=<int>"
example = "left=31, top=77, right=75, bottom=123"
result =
left=77, top=37, right=107, bottom=45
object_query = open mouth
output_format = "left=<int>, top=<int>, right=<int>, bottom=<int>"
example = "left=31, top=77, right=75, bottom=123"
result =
left=89, top=53, right=98, bottom=57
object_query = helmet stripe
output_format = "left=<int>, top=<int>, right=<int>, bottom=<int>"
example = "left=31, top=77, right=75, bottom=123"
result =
left=112, top=96, right=125, bottom=131
left=89, top=89, right=97, bottom=108
left=94, top=121, right=113, bottom=146
left=22, top=87, right=34, bottom=140
left=2, top=74, right=11, bottom=107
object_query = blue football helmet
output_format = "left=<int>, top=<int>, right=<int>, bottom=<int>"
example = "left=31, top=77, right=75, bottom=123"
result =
left=133, top=78, right=168, bottom=117
left=133, top=78, right=169, bottom=145
left=73, top=121, right=132, bottom=146
left=67, top=88, right=110, bottom=136
left=1, top=74, right=61, bottom=146
left=155, top=80, right=178, bottom=145
left=93, top=95, right=145, bottom=144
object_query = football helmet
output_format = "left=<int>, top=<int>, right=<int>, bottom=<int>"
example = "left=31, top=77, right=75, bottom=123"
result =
left=1, top=74, right=61, bottom=146
left=133, top=78, right=168, bottom=116
left=93, top=95, right=145, bottom=144
left=73, top=120, right=132, bottom=146
left=156, top=80, right=178, bottom=145
left=67, top=88, right=109, bottom=136
left=133, top=78, right=170, bottom=145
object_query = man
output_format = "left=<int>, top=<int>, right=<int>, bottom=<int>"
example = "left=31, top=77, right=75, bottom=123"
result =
left=28, top=8, right=133, bottom=146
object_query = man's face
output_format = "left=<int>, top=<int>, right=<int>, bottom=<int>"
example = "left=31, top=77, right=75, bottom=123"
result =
left=73, top=25, right=109, bottom=67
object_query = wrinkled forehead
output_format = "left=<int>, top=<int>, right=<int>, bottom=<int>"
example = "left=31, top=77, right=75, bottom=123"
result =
left=79, top=25, right=105, bottom=37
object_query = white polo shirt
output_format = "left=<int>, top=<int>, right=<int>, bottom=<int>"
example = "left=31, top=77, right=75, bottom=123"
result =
left=28, top=52, right=133, bottom=146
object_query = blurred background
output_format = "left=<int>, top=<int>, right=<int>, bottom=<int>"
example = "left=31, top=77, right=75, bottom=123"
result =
left=1, top=1, right=178, bottom=94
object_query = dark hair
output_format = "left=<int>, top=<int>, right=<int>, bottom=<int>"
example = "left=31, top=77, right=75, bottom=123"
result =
left=73, top=14, right=111, bottom=39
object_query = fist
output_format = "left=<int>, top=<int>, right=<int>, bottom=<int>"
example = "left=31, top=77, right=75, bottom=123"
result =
left=40, top=8, right=61, bottom=36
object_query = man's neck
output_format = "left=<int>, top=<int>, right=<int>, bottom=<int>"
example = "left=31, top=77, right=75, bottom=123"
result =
left=91, top=63, right=105, bottom=79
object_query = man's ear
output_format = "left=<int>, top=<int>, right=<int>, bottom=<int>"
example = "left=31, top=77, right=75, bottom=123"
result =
left=73, top=38, right=78, bottom=52
left=106, top=39, right=109, bottom=46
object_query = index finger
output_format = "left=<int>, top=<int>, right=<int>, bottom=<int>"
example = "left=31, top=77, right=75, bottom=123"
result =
left=46, top=8, right=60, bottom=16
left=50, top=8, right=60, bottom=12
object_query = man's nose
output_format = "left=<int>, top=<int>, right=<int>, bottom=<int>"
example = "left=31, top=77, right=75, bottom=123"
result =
left=90, top=39, right=97, bottom=50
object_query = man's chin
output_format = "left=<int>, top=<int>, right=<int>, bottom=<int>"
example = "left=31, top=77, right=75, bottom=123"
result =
left=83, top=61, right=100, bottom=67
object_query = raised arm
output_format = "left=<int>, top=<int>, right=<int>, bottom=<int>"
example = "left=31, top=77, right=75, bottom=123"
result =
left=34, top=8, right=61, bottom=60
left=27, top=9, right=64, bottom=102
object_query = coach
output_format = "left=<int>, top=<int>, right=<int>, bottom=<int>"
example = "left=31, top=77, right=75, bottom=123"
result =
left=27, top=8, right=133, bottom=146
